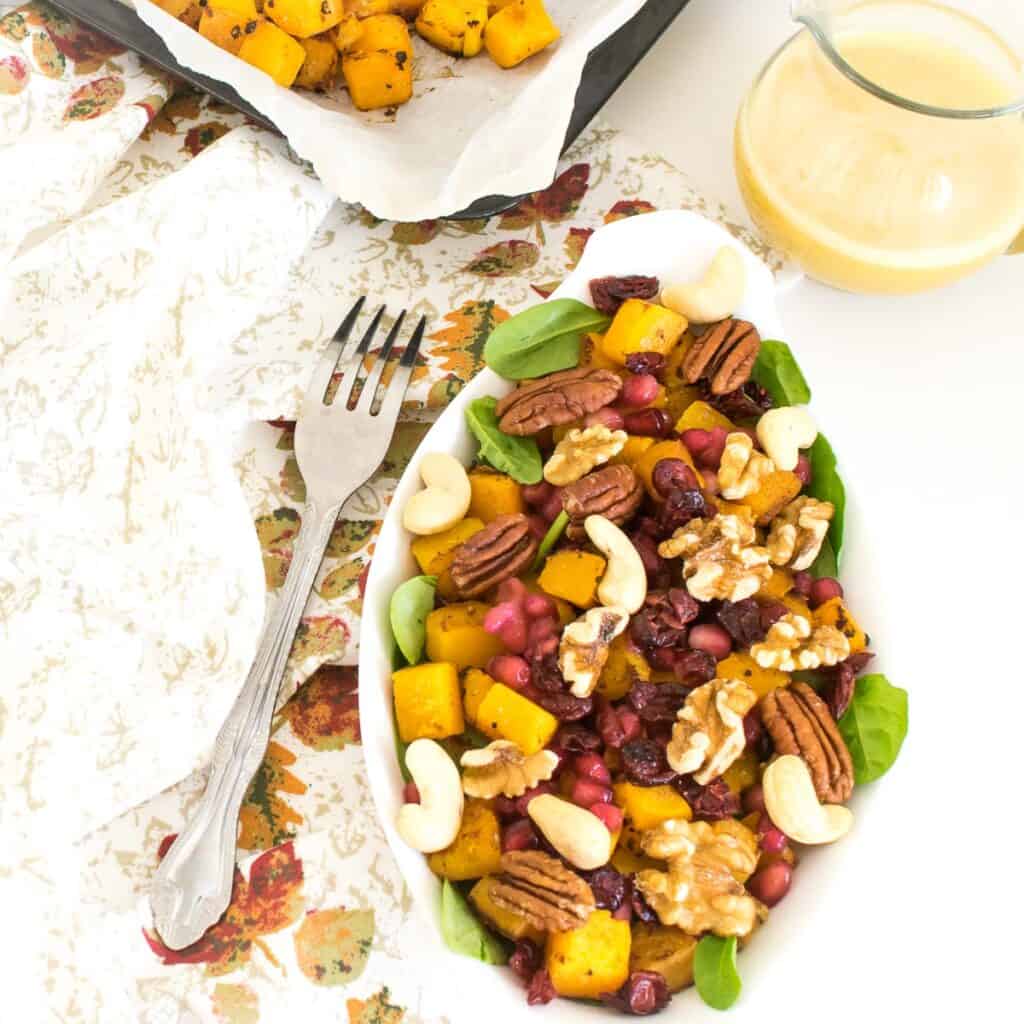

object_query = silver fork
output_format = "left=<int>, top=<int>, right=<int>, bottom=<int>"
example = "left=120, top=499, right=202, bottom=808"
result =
left=150, top=298, right=425, bottom=950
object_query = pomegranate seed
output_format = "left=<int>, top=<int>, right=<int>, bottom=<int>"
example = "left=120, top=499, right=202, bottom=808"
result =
left=522, top=481, right=554, bottom=507
left=540, top=488, right=565, bottom=523
left=514, top=782, right=555, bottom=817
left=574, top=753, right=612, bottom=785
left=402, top=782, right=420, bottom=804
left=699, top=427, right=730, bottom=469
left=742, top=783, right=766, bottom=815
left=497, top=578, right=529, bottom=605
left=571, top=778, right=613, bottom=807
left=810, top=577, right=844, bottom=608
left=584, top=407, right=626, bottom=431
left=487, top=654, right=531, bottom=689
left=527, top=513, right=549, bottom=540
left=759, top=826, right=788, bottom=854
left=687, top=623, right=733, bottom=660
left=483, top=603, right=528, bottom=653
left=681, top=428, right=711, bottom=457
left=590, top=802, right=624, bottom=833
left=747, top=860, right=792, bottom=906
left=619, top=374, right=661, bottom=408
left=502, top=818, right=539, bottom=852
left=701, top=469, right=721, bottom=495
left=794, top=453, right=812, bottom=485
left=617, top=708, right=643, bottom=743
left=791, top=571, right=813, bottom=598
left=524, top=593, right=555, bottom=619
left=621, top=408, right=672, bottom=437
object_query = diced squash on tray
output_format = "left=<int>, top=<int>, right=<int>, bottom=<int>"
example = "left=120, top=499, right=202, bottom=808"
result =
left=348, top=0, right=395, bottom=15
left=411, top=518, right=484, bottom=574
left=546, top=910, right=631, bottom=999
left=330, top=13, right=364, bottom=50
left=265, top=0, right=344, bottom=38
left=716, top=651, right=790, bottom=699
left=155, top=0, right=203, bottom=30
left=428, top=799, right=502, bottom=880
left=470, top=877, right=544, bottom=943
left=674, top=399, right=734, bottom=435
left=484, top=0, right=559, bottom=68
left=468, top=468, right=525, bottom=523
left=613, top=783, right=692, bottom=831
left=537, top=550, right=606, bottom=609
left=342, top=13, right=414, bottom=109
left=393, top=661, right=464, bottom=741
left=597, top=633, right=650, bottom=701
left=416, top=0, right=488, bottom=57
left=198, top=6, right=260, bottom=55
left=813, top=597, right=868, bottom=653
left=630, top=923, right=698, bottom=993
left=425, top=602, right=504, bottom=669
left=600, top=299, right=688, bottom=367
left=477, top=683, right=558, bottom=755
left=238, top=20, right=306, bottom=85
left=295, top=33, right=339, bottom=88
left=634, top=439, right=699, bottom=500
left=462, top=667, right=497, bottom=727
left=740, top=469, right=803, bottom=525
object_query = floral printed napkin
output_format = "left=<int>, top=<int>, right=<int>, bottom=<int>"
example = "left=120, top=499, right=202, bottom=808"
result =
left=0, top=4, right=781, bottom=1021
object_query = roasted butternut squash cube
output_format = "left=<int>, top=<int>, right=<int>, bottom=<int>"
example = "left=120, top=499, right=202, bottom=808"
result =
left=467, top=469, right=524, bottom=523
left=484, top=0, right=559, bottom=68
left=662, top=383, right=703, bottom=425
left=613, top=783, right=692, bottom=831
left=580, top=332, right=621, bottom=372
left=428, top=799, right=502, bottom=880
left=537, top=550, right=606, bottom=609
left=342, top=14, right=413, bottom=109
left=630, top=923, right=698, bottom=993
left=813, top=597, right=868, bottom=653
left=265, top=0, right=343, bottom=37
left=546, top=910, right=631, bottom=998
left=477, top=683, right=558, bottom=755
left=330, top=12, right=364, bottom=49
left=425, top=602, right=504, bottom=669
left=411, top=518, right=484, bottom=575
left=347, top=0, right=393, bottom=14
left=392, top=0, right=427, bottom=17
left=522, top=577, right=575, bottom=625
left=634, top=439, right=699, bottom=500
left=470, top=877, right=544, bottom=943
left=211, top=0, right=258, bottom=16
left=779, top=592, right=813, bottom=621
left=597, top=633, right=650, bottom=700
left=238, top=20, right=306, bottom=85
left=722, top=749, right=760, bottom=794
left=416, top=0, right=488, bottom=57
left=759, top=567, right=794, bottom=599
left=462, top=667, right=497, bottom=727
left=154, top=0, right=203, bottom=29
left=295, top=33, right=339, bottom=88
left=393, top=661, right=464, bottom=741
left=673, top=399, right=734, bottom=435
left=601, top=299, right=688, bottom=367
left=609, top=435, right=655, bottom=468
left=739, top=469, right=803, bottom=525
left=716, top=651, right=790, bottom=698
left=610, top=842, right=661, bottom=876
left=198, top=5, right=260, bottom=54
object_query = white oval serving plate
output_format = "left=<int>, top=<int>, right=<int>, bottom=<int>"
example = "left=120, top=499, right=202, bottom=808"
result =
left=360, top=209, right=883, bottom=1021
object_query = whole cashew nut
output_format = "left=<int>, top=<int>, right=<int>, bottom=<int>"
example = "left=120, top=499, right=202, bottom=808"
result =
left=402, top=453, right=472, bottom=536
left=661, top=245, right=747, bottom=324
left=527, top=794, right=613, bottom=869
left=584, top=514, right=647, bottom=614
left=755, top=407, right=818, bottom=472
left=762, top=755, right=853, bottom=845
left=396, top=738, right=464, bottom=852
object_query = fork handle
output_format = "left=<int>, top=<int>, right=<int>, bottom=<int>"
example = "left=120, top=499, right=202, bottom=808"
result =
left=149, top=498, right=340, bottom=950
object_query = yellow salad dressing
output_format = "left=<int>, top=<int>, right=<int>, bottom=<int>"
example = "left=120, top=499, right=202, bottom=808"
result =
left=735, top=19, right=1024, bottom=292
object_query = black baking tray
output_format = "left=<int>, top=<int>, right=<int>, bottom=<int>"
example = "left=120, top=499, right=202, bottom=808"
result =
left=50, top=0, right=691, bottom=218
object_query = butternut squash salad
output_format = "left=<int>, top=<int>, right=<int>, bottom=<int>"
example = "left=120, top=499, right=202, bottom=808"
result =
left=154, top=0, right=559, bottom=108
left=388, top=250, right=908, bottom=1014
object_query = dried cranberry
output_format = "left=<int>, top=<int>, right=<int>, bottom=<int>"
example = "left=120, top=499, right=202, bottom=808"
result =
left=629, top=883, right=658, bottom=924
left=716, top=598, right=768, bottom=647
left=589, top=275, right=660, bottom=316
left=625, top=351, right=667, bottom=380
left=526, top=968, right=557, bottom=1006
left=601, top=971, right=671, bottom=1016
left=529, top=654, right=565, bottom=693
left=822, top=650, right=874, bottom=720
left=530, top=687, right=594, bottom=721
left=791, top=571, right=813, bottom=598
left=759, top=600, right=789, bottom=631
left=586, top=865, right=629, bottom=911
left=656, top=486, right=708, bottom=536
left=621, top=739, right=677, bottom=786
left=629, top=529, right=670, bottom=587
left=630, top=590, right=700, bottom=653
left=669, top=648, right=716, bottom=686
left=651, top=458, right=699, bottom=498
left=627, top=681, right=690, bottom=724
left=509, top=939, right=542, bottom=984
left=674, top=775, right=740, bottom=821
left=703, top=379, right=773, bottom=422
left=550, top=723, right=603, bottom=756
left=621, top=408, right=672, bottom=437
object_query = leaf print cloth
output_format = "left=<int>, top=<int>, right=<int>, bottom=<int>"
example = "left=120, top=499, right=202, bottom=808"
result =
left=1, top=6, right=784, bottom=1019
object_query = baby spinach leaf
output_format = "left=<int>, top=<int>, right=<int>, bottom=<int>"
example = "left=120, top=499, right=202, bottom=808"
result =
left=808, top=433, right=846, bottom=561
left=694, top=935, right=742, bottom=1010
left=809, top=536, right=837, bottom=579
left=483, top=298, right=609, bottom=380
left=838, top=674, right=909, bottom=784
left=751, top=340, right=812, bottom=407
left=465, top=397, right=543, bottom=484
left=533, top=510, right=569, bottom=570
left=389, top=575, right=437, bottom=666
left=440, top=880, right=508, bottom=965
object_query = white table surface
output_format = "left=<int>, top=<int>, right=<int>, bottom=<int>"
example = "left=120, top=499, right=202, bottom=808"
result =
left=605, top=1, right=1020, bottom=1018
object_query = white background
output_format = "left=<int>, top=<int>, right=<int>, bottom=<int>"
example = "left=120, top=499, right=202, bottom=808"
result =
left=604, top=1, right=1020, bottom=1018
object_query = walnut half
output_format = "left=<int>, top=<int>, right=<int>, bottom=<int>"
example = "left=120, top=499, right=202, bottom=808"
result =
left=750, top=613, right=850, bottom=672
left=766, top=496, right=834, bottom=571
left=460, top=741, right=558, bottom=799
left=544, top=425, right=627, bottom=486
left=558, top=605, right=630, bottom=698
left=667, top=677, right=758, bottom=783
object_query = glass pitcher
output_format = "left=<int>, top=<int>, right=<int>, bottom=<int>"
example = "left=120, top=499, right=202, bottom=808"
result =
left=735, top=0, right=1024, bottom=293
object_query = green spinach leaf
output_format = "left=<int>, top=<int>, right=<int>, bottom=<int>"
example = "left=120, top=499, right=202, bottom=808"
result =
left=808, top=433, right=846, bottom=561
left=751, top=340, right=812, bottom=407
left=809, top=535, right=837, bottom=579
left=838, top=674, right=908, bottom=784
left=466, top=397, right=543, bottom=484
left=440, top=880, right=508, bottom=964
left=389, top=575, right=437, bottom=666
left=533, top=510, right=569, bottom=570
left=483, top=298, right=608, bottom=380
left=694, top=935, right=742, bottom=1010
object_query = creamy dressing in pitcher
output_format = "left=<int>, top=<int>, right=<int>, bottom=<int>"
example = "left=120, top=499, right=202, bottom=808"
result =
left=735, top=22, right=1024, bottom=292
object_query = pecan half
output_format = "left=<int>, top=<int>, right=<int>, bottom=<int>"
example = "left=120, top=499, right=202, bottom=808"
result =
left=490, top=851, right=595, bottom=933
left=495, top=368, right=622, bottom=436
left=760, top=682, right=854, bottom=803
left=561, top=465, right=643, bottom=538
left=681, top=319, right=761, bottom=395
left=451, top=514, right=538, bottom=597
